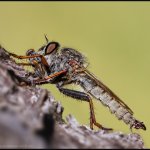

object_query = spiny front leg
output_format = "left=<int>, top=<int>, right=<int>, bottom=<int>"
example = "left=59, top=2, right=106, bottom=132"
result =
left=57, top=84, right=113, bottom=130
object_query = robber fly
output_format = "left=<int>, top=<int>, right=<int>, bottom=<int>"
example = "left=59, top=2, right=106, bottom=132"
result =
left=8, top=36, right=146, bottom=131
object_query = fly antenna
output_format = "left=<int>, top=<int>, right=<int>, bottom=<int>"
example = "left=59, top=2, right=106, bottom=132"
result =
left=44, top=34, right=49, bottom=44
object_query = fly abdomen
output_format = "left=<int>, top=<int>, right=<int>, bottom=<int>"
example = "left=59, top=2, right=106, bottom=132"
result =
left=78, top=73, right=146, bottom=130
left=115, top=106, right=128, bottom=120
left=79, top=74, right=114, bottom=107
left=91, top=88, right=112, bottom=106
left=78, top=74, right=135, bottom=125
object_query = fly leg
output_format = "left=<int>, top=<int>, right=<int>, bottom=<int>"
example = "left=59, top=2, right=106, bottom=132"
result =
left=8, top=51, right=54, bottom=78
left=56, top=84, right=113, bottom=130
left=17, top=62, right=33, bottom=66
left=7, top=67, right=67, bottom=87
left=8, top=52, right=49, bottom=68
left=88, top=98, right=113, bottom=131
left=33, top=70, right=67, bottom=85
left=22, top=70, right=67, bottom=85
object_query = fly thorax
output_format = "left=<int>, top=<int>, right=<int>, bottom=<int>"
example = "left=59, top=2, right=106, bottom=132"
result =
left=45, top=54, right=56, bottom=66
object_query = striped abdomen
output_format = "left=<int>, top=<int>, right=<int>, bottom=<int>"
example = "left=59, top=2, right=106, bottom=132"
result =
left=77, top=73, right=136, bottom=127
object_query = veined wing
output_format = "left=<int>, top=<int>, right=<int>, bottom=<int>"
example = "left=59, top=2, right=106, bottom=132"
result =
left=79, top=65, right=134, bottom=115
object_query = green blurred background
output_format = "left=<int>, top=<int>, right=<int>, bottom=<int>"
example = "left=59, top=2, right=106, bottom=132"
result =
left=0, top=2, right=149, bottom=148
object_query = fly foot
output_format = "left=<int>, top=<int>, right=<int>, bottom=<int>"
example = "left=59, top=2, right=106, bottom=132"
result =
left=101, top=126, right=113, bottom=131
left=92, top=121, right=113, bottom=131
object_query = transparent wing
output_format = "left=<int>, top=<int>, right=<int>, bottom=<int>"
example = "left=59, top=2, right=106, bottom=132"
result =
left=80, top=65, right=134, bottom=115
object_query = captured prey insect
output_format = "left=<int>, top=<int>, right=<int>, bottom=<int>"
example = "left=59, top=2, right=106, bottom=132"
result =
left=8, top=36, right=146, bottom=131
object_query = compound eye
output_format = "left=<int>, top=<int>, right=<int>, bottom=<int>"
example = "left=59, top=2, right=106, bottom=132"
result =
left=45, top=42, right=60, bottom=55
